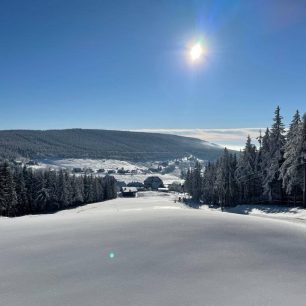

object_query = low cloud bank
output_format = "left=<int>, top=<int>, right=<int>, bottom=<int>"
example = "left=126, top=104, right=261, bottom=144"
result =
left=132, top=128, right=263, bottom=150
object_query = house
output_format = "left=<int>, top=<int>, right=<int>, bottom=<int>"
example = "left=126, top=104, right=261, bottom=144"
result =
left=72, top=167, right=83, bottom=173
left=121, top=187, right=138, bottom=198
left=158, top=187, right=169, bottom=192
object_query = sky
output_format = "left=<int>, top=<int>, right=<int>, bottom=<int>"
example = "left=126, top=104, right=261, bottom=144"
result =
left=1, top=0, right=306, bottom=148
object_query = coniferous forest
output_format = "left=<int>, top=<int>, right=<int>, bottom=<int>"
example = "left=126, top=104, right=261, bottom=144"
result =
left=0, top=162, right=117, bottom=217
left=0, top=129, right=225, bottom=161
left=185, top=107, right=306, bottom=208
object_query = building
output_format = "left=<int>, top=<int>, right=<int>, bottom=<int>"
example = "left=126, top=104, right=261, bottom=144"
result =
left=121, top=187, right=138, bottom=198
left=158, top=187, right=169, bottom=192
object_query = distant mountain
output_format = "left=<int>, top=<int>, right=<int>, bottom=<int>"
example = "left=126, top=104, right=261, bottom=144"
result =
left=0, top=129, right=228, bottom=161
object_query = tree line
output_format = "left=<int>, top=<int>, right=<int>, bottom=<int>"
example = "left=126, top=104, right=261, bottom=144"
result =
left=0, top=162, right=117, bottom=217
left=185, top=107, right=306, bottom=208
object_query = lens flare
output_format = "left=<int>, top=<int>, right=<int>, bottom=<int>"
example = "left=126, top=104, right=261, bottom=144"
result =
left=108, top=252, right=115, bottom=259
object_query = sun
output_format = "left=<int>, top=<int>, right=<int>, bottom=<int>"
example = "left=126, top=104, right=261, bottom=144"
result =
left=190, top=43, right=204, bottom=62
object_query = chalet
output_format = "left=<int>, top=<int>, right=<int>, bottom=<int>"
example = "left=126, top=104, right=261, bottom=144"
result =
left=158, top=187, right=169, bottom=193
left=72, top=167, right=83, bottom=173
left=121, top=187, right=138, bottom=198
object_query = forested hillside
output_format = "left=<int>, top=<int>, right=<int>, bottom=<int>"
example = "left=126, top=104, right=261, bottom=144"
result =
left=0, top=129, right=225, bottom=161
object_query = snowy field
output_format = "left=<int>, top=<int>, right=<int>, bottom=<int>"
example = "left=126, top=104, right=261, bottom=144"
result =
left=2, top=192, right=306, bottom=305
left=201, top=204, right=306, bottom=224
left=36, top=158, right=183, bottom=185
left=109, top=172, right=182, bottom=185
left=39, top=158, right=148, bottom=171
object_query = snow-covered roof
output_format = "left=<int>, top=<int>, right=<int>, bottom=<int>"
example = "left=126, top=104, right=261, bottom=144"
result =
left=122, top=187, right=138, bottom=193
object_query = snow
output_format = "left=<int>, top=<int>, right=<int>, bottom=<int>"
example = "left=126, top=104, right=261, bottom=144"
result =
left=201, top=204, right=306, bottom=224
left=111, top=172, right=182, bottom=185
left=39, top=158, right=148, bottom=171
left=36, top=158, right=183, bottom=185
left=2, top=193, right=306, bottom=305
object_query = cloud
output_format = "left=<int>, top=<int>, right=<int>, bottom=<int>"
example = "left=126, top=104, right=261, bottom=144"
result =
left=131, top=128, right=263, bottom=151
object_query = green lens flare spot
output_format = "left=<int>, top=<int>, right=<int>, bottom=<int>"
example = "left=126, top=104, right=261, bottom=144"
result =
left=109, top=252, right=115, bottom=259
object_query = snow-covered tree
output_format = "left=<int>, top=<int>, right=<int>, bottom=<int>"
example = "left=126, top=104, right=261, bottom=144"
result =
left=0, top=161, right=17, bottom=216
left=183, top=108, right=306, bottom=207
left=235, top=136, right=257, bottom=203
left=263, top=106, right=286, bottom=201
left=14, top=166, right=28, bottom=215
left=279, top=111, right=302, bottom=201
left=71, top=175, right=84, bottom=205
left=192, top=161, right=202, bottom=201
left=298, top=113, right=306, bottom=206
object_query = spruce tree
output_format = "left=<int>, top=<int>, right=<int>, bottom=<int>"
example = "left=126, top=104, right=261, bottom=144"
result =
left=71, top=175, right=84, bottom=205
left=192, top=161, right=202, bottom=202
left=263, top=106, right=286, bottom=201
left=0, top=161, right=17, bottom=216
left=14, top=166, right=28, bottom=215
left=235, top=136, right=257, bottom=203
left=279, top=111, right=302, bottom=201
left=58, top=169, right=69, bottom=208
left=299, top=113, right=306, bottom=207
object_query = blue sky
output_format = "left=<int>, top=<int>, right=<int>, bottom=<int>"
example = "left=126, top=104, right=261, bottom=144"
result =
left=1, top=0, right=306, bottom=142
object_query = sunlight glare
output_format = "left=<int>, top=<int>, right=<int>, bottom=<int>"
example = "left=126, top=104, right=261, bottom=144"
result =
left=190, top=43, right=204, bottom=62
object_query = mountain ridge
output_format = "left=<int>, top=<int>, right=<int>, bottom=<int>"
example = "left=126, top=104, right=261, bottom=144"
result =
left=0, top=128, right=229, bottom=161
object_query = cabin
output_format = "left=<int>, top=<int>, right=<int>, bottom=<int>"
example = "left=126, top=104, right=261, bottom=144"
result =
left=72, top=167, right=83, bottom=173
left=158, top=187, right=169, bottom=193
left=121, top=187, right=138, bottom=198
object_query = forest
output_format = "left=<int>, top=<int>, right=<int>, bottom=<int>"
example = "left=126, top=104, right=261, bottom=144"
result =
left=0, top=129, right=224, bottom=161
left=0, top=162, right=117, bottom=217
left=185, top=107, right=306, bottom=207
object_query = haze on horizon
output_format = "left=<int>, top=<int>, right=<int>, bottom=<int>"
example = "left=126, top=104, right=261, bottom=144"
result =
left=1, top=0, right=306, bottom=148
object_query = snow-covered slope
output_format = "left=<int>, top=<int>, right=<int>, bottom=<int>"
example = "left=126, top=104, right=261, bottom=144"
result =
left=1, top=193, right=306, bottom=305
left=40, top=158, right=147, bottom=171
left=201, top=204, right=306, bottom=223
left=37, top=158, right=183, bottom=185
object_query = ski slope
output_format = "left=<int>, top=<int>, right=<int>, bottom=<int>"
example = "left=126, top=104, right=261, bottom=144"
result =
left=1, top=192, right=306, bottom=305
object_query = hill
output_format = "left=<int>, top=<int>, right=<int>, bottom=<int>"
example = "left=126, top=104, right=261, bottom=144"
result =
left=1, top=192, right=306, bottom=305
left=0, top=129, right=227, bottom=161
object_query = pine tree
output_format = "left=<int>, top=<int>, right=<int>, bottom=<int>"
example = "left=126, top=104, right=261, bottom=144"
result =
left=65, top=172, right=73, bottom=207
left=202, top=162, right=217, bottom=205
left=0, top=161, right=18, bottom=216
left=45, top=169, right=59, bottom=211
left=24, top=167, right=34, bottom=213
left=103, top=175, right=117, bottom=200
left=14, top=166, right=28, bottom=215
left=235, top=136, right=257, bottom=203
left=279, top=111, right=302, bottom=202
left=71, top=175, right=84, bottom=205
left=263, top=106, right=286, bottom=201
left=58, top=169, right=69, bottom=208
left=228, top=153, right=238, bottom=205
left=184, top=168, right=192, bottom=195
left=192, top=161, right=202, bottom=201
left=35, top=183, right=50, bottom=212
left=215, top=148, right=237, bottom=208
left=298, top=113, right=306, bottom=207
left=84, top=175, right=95, bottom=203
